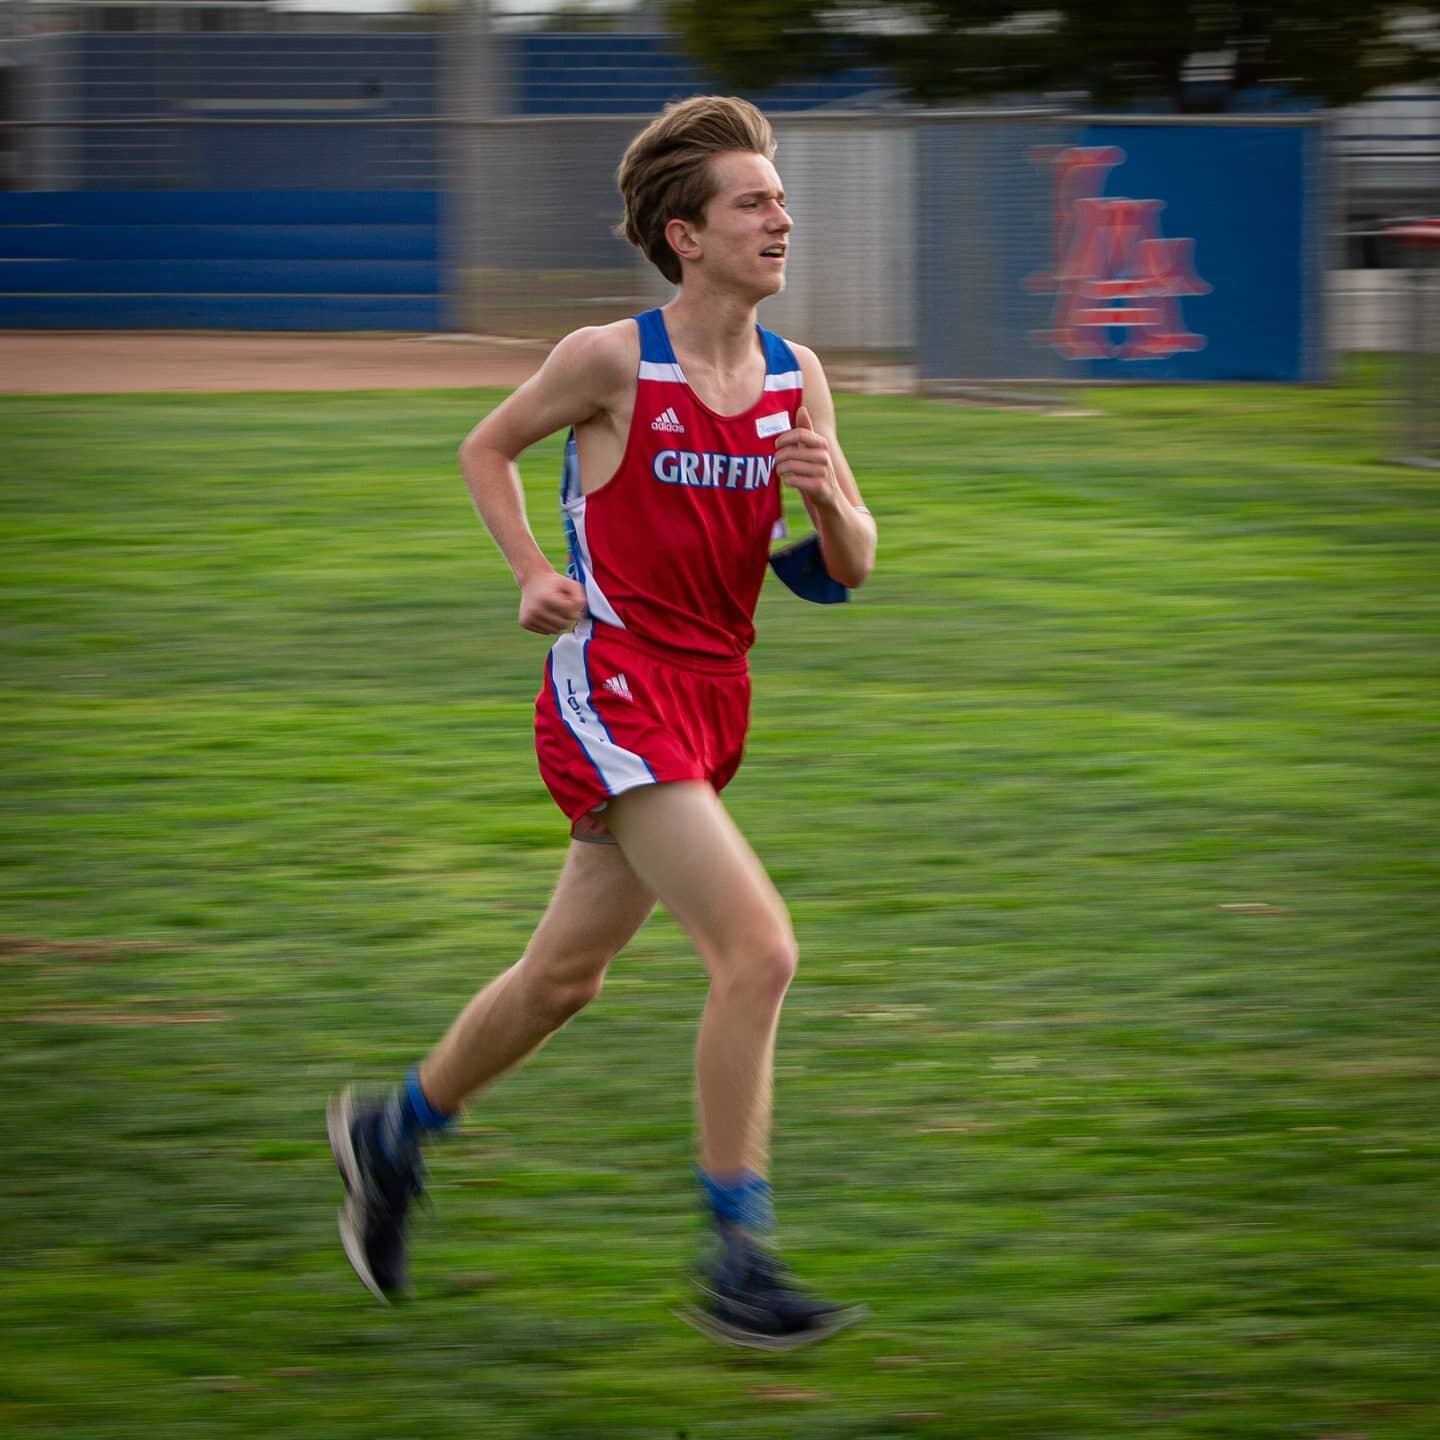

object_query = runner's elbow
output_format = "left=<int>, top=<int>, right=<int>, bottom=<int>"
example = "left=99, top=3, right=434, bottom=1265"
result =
left=833, top=561, right=874, bottom=590
left=825, top=534, right=877, bottom=589
left=458, top=424, right=508, bottom=478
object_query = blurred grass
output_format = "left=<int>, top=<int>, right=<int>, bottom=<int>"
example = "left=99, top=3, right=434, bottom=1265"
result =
left=1, top=361, right=1437, bottom=1438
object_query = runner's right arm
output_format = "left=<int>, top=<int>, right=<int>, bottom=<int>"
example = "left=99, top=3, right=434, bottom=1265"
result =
left=459, top=326, right=629, bottom=635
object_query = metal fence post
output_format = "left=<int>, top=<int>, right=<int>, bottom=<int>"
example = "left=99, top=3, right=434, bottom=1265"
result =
left=1385, top=219, right=1440, bottom=468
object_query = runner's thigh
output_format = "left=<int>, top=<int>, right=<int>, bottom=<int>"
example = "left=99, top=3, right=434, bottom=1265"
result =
left=525, top=839, right=657, bottom=974
left=604, top=782, right=791, bottom=961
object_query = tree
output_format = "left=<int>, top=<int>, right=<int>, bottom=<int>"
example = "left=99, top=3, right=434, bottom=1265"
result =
left=537, top=2, right=630, bottom=33
left=666, top=2, right=1440, bottom=112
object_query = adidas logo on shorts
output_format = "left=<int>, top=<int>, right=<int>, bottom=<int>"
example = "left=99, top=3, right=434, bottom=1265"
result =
left=650, top=407, right=685, bottom=434
left=601, top=672, right=634, bottom=702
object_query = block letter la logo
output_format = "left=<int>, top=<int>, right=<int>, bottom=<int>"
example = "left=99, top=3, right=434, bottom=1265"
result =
left=1028, top=145, right=1211, bottom=361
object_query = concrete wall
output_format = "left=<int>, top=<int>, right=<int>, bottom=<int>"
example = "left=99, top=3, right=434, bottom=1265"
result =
left=1331, top=269, right=1425, bottom=352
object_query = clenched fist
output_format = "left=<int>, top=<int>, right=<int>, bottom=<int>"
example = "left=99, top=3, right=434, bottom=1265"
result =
left=519, top=570, right=587, bottom=635
left=773, top=405, right=837, bottom=506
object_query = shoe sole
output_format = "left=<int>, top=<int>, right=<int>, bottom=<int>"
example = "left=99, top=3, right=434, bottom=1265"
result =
left=673, top=1301, right=867, bottom=1352
left=326, top=1088, right=392, bottom=1306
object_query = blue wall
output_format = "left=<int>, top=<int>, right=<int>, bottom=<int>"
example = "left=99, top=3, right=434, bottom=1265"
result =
left=20, top=37, right=1324, bottom=356
left=0, top=191, right=442, bottom=330
left=512, top=33, right=891, bottom=116
left=15, top=29, right=894, bottom=331
left=918, top=118, right=1327, bottom=384
left=1068, top=123, right=1322, bottom=382
left=60, top=33, right=439, bottom=191
left=53, top=31, right=889, bottom=190
left=70, top=32, right=436, bottom=115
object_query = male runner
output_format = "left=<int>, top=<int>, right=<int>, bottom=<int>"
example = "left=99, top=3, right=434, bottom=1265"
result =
left=328, top=95, right=877, bottom=1351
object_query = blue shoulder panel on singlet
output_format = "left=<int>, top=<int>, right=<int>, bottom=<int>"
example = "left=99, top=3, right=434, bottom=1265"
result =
left=758, top=324, right=801, bottom=379
left=634, top=308, right=677, bottom=365
left=638, top=308, right=800, bottom=378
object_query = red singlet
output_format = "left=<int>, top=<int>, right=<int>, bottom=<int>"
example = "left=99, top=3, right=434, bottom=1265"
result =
left=534, top=308, right=804, bottom=830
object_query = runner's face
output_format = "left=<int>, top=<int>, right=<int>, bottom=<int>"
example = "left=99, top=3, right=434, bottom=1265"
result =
left=695, top=150, right=792, bottom=298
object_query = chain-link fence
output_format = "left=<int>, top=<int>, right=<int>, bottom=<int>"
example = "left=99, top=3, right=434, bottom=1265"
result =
left=449, top=116, right=657, bottom=339
left=9, top=15, right=446, bottom=191
left=0, top=2, right=1344, bottom=379
left=1386, top=220, right=1440, bottom=468
left=448, top=111, right=916, bottom=352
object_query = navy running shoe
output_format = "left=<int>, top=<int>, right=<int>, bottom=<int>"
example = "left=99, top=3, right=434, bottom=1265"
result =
left=327, top=1087, right=425, bottom=1303
left=679, top=1232, right=866, bottom=1351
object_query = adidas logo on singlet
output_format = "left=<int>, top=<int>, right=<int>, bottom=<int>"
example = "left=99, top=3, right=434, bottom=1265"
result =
left=650, top=407, right=685, bottom=434
left=601, top=672, right=634, bottom=702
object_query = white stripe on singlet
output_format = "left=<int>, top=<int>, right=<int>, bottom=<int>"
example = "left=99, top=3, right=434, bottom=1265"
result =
left=763, top=370, right=804, bottom=391
left=638, top=360, right=687, bottom=384
left=563, top=494, right=625, bottom=629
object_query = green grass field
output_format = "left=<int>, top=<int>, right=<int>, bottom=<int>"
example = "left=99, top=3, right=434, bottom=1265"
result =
left=2, top=363, right=1437, bottom=1439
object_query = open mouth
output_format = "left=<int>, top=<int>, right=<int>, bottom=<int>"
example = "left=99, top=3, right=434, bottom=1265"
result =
left=760, top=246, right=787, bottom=260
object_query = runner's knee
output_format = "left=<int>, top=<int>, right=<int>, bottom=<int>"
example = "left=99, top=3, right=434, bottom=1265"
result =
left=706, top=926, right=798, bottom=1006
left=518, top=953, right=608, bottom=1026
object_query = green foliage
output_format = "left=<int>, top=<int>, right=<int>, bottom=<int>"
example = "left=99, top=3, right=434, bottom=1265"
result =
left=668, top=0, right=846, bottom=91
left=537, top=1, right=630, bottom=33
left=1, top=366, right=1438, bottom=1437
left=669, top=1, right=1440, bottom=110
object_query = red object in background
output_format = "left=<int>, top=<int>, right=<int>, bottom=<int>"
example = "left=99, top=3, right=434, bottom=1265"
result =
left=1386, top=219, right=1440, bottom=246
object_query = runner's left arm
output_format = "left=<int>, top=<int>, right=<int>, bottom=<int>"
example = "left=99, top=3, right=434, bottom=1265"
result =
left=773, top=346, right=876, bottom=589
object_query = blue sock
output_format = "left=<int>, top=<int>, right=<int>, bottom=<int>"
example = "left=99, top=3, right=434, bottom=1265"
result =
left=380, top=1066, right=455, bottom=1164
left=697, top=1167, right=776, bottom=1235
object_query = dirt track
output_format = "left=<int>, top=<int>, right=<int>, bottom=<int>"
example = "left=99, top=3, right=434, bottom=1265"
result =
left=0, top=330, right=916, bottom=398
left=0, top=331, right=550, bottom=395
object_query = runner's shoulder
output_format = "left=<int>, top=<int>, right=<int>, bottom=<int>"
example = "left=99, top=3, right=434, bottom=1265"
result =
left=546, top=320, right=640, bottom=397
left=786, top=340, right=826, bottom=383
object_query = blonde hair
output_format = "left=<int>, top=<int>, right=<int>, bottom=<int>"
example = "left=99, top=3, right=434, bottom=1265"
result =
left=616, top=96, right=777, bottom=285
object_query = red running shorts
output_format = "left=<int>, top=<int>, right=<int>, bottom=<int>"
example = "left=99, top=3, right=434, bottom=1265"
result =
left=534, top=623, right=751, bottom=842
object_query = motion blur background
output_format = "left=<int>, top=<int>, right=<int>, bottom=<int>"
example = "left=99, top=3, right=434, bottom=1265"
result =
left=0, top=1, right=1436, bottom=390
left=3, top=8, right=1439, bottom=1439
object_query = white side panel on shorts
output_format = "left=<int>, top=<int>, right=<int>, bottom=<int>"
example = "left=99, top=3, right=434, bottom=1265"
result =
left=549, top=625, right=656, bottom=796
